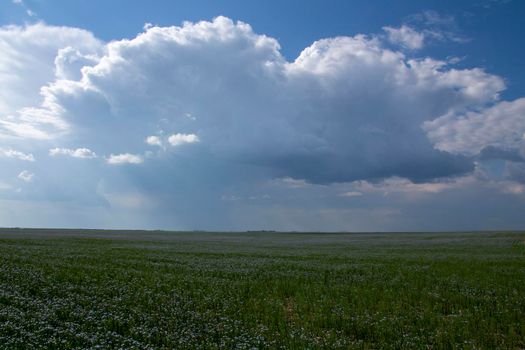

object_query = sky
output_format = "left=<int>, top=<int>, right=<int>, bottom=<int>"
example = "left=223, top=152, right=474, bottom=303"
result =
left=0, top=0, right=524, bottom=231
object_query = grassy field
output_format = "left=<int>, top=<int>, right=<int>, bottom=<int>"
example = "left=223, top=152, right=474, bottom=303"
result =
left=0, top=229, right=524, bottom=349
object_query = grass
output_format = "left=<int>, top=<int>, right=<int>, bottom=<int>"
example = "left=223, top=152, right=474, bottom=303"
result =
left=0, top=229, right=524, bottom=349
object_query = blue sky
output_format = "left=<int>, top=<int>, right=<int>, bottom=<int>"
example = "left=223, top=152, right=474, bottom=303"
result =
left=0, top=0, right=524, bottom=231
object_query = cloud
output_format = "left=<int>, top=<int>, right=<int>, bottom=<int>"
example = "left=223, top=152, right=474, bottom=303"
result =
left=17, top=170, right=34, bottom=182
left=0, top=181, right=12, bottom=191
left=168, top=133, right=200, bottom=146
left=480, top=0, right=513, bottom=9
left=49, top=147, right=97, bottom=159
left=339, top=191, right=363, bottom=197
left=424, top=98, right=525, bottom=157
left=54, top=47, right=99, bottom=80
left=0, top=148, right=35, bottom=161
left=406, top=11, right=468, bottom=44
left=353, top=177, right=461, bottom=195
left=4, top=17, right=508, bottom=185
left=380, top=11, right=469, bottom=53
left=383, top=25, right=425, bottom=50
left=0, top=17, right=523, bottom=230
left=146, top=136, right=162, bottom=147
left=106, top=153, right=143, bottom=165
left=277, top=177, right=311, bottom=189
left=145, top=133, right=200, bottom=148
left=0, top=23, right=102, bottom=139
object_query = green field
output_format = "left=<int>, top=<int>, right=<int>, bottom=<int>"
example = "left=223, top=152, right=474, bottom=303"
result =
left=0, top=229, right=524, bottom=349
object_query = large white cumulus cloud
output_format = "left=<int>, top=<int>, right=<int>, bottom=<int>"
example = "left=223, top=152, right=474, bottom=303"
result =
left=0, top=23, right=102, bottom=139
left=1, top=16, right=511, bottom=184
left=0, top=16, right=524, bottom=229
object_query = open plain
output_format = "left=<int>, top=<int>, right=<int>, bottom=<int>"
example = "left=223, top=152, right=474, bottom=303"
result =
left=0, top=229, right=524, bottom=349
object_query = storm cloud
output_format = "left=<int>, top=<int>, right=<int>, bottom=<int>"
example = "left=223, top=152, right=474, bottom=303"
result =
left=0, top=17, right=523, bottom=230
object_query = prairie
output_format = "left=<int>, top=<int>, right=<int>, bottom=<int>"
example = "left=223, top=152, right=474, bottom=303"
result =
left=0, top=229, right=524, bottom=349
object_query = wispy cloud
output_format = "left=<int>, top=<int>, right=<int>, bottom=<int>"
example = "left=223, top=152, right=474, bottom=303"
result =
left=49, top=148, right=97, bottom=159
left=405, top=10, right=469, bottom=44
left=339, top=191, right=363, bottom=197
left=17, top=170, right=34, bottom=182
left=383, top=25, right=425, bottom=50
left=0, top=148, right=35, bottom=161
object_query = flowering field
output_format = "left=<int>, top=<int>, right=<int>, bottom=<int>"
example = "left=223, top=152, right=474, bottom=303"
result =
left=0, top=229, right=524, bottom=349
